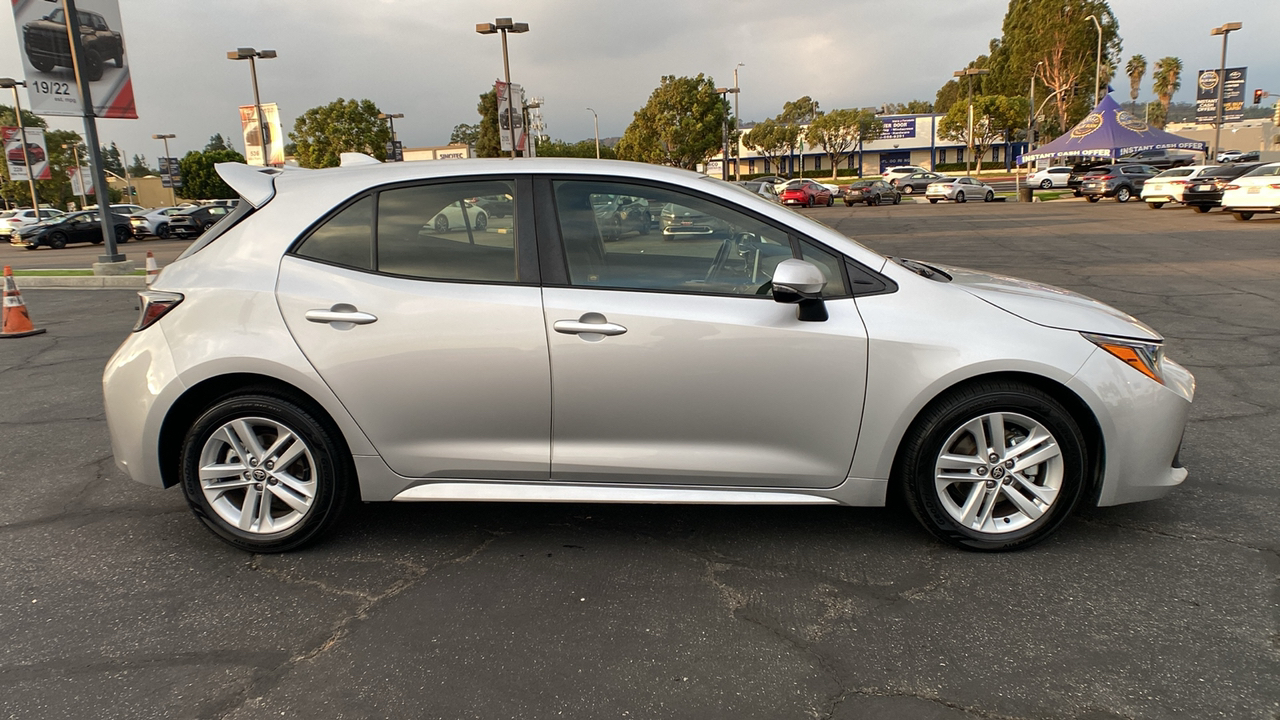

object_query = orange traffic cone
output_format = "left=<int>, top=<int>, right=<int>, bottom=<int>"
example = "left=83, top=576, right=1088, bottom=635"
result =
left=1, top=266, right=46, bottom=338
left=145, top=251, right=159, bottom=285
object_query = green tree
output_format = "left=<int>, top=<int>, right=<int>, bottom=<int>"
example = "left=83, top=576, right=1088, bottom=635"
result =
left=779, top=96, right=821, bottom=125
left=178, top=148, right=247, bottom=199
left=535, top=138, right=617, bottom=159
left=883, top=100, right=935, bottom=114
left=289, top=98, right=390, bottom=168
left=205, top=133, right=233, bottom=152
left=450, top=123, right=479, bottom=147
left=806, top=109, right=883, bottom=179
left=99, top=142, right=125, bottom=177
left=128, top=154, right=151, bottom=177
left=935, top=56, right=992, bottom=113
left=1126, top=54, right=1147, bottom=102
left=475, top=90, right=501, bottom=157
left=1151, top=56, right=1182, bottom=129
left=616, top=74, right=728, bottom=170
left=741, top=118, right=798, bottom=177
left=939, top=95, right=1029, bottom=172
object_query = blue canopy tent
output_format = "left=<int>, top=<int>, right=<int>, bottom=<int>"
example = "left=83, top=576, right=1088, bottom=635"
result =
left=1018, top=94, right=1207, bottom=164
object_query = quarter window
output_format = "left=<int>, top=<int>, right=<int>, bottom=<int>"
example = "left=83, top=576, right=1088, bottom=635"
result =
left=296, top=195, right=373, bottom=270
left=798, top=240, right=848, bottom=298
left=375, top=180, right=516, bottom=282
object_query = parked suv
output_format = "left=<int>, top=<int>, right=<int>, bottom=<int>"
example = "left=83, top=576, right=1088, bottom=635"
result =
left=23, top=8, right=124, bottom=81
left=1079, top=164, right=1160, bottom=203
left=1067, top=161, right=1110, bottom=195
left=1117, top=149, right=1196, bottom=170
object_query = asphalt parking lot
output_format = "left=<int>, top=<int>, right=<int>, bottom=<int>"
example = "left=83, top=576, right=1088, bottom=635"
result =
left=1, top=200, right=1277, bottom=720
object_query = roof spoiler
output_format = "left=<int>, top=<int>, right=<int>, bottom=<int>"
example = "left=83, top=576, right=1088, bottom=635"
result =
left=214, top=163, right=288, bottom=208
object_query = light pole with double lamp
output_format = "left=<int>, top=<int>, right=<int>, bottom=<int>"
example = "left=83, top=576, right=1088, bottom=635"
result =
left=152, top=134, right=177, bottom=205
left=476, top=18, right=528, bottom=159
left=378, top=113, right=403, bottom=160
left=1210, top=22, right=1243, bottom=162
left=953, top=68, right=989, bottom=174
left=0, top=78, right=40, bottom=213
left=586, top=108, right=600, bottom=159
left=227, top=48, right=277, bottom=167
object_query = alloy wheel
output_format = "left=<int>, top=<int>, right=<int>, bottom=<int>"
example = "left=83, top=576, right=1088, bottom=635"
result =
left=197, top=416, right=317, bottom=535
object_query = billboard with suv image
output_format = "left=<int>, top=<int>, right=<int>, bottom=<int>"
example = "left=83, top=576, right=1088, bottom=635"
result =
left=11, top=0, right=137, bottom=118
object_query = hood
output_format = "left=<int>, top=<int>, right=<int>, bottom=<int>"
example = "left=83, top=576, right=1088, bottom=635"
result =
left=934, top=264, right=1162, bottom=342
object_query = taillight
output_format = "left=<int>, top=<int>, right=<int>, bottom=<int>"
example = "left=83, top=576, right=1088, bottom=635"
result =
left=1270, top=184, right=1280, bottom=190
left=1168, top=180, right=1188, bottom=185
left=1094, top=175, right=1114, bottom=181
left=134, top=290, right=183, bottom=332
left=1223, top=184, right=1241, bottom=190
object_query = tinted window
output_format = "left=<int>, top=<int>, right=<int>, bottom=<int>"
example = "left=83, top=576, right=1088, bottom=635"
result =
left=1120, top=165, right=1145, bottom=174
left=799, top=240, right=847, bottom=298
left=376, top=180, right=517, bottom=283
left=296, top=196, right=373, bottom=270
left=1240, top=164, right=1280, bottom=177
left=554, top=179, right=792, bottom=296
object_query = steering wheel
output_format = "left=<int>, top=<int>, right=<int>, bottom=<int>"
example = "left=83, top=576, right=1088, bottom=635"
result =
left=705, top=232, right=780, bottom=289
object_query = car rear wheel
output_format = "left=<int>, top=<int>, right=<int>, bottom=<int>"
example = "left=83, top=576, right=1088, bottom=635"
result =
left=48, top=232, right=67, bottom=250
left=157, top=223, right=171, bottom=239
left=180, top=393, right=353, bottom=553
left=1192, top=205, right=1211, bottom=214
left=898, top=380, right=1087, bottom=551
left=1233, top=212, right=1254, bottom=221
left=474, top=212, right=488, bottom=230
left=868, top=196, right=878, bottom=207
left=929, top=199, right=939, bottom=204
left=893, top=193, right=901, bottom=205
left=902, top=185, right=915, bottom=194
left=826, top=195, right=833, bottom=207
left=1115, top=187, right=1131, bottom=203
left=956, top=191, right=966, bottom=203
left=1086, top=196, right=1100, bottom=203
left=1040, top=179, right=1053, bottom=189
left=434, top=215, right=449, bottom=232
left=1147, top=202, right=1164, bottom=209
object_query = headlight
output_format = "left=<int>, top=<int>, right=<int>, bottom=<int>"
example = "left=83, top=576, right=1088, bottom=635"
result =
left=1082, top=333, right=1165, bottom=384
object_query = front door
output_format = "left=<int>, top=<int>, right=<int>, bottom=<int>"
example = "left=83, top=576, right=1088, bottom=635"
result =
left=275, top=178, right=551, bottom=481
left=540, top=179, right=867, bottom=489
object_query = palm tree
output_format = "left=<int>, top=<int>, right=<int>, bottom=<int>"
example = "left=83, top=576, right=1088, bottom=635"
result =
left=1152, top=57, right=1183, bottom=128
left=1126, top=55, right=1147, bottom=103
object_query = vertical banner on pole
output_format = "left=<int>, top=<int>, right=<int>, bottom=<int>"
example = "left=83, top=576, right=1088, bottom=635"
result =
left=2, top=127, right=52, bottom=180
left=494, top=80, right=526, bottom=154
left=239, top=103, right=284, bottom=166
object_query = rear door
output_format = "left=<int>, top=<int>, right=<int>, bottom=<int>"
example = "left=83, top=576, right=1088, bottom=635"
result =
left=275, top=176, right=551, bottom=481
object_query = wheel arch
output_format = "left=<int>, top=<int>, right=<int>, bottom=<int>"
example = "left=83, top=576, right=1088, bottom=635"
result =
left=887, top=370, right=1106, bottom=505
left=157, top=373, right=356, bottom=490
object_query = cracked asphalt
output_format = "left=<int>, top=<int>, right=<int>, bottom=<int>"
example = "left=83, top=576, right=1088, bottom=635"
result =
left=1, top=200, right=1277, bottom=720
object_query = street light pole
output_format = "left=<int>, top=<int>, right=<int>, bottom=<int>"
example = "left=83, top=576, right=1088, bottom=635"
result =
left=62, top=142, right=86, bottom=208
left=153, top=134, right=177, bottom=206
left=476, top=18, right=529, bottom=159
left=716, top=88, right=732, bottom=181
left=1086, top=15, right=1103, bottom=107
left=733, top=62, right=744, bottom=180
left=378, top=113, right=403, bottom=161
left=0, top=79, right=40, bottom=213
left=1210, top=23, right=1243, bottom=162
left=227, top=48, right=277, bottom=167
left=586, top=108, right=600, bottom=159
left=954, top=68, right=989, bottom=175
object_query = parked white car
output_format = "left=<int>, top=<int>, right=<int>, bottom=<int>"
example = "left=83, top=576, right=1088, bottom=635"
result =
left=1141, top=166, right=1220, bottom=208
left=1, top=207, right=63, bottom=238
left=103, top=157, right=1193, bottom=554
left=882, top=166, right=928, bottom=185
left=129, top=207, right=188, bottom=239
left=1028, top=166, right=1072, bottom=189
left=428, top=200, right=488, bottom=232
left=1221, top=162, right=1280, bottom=221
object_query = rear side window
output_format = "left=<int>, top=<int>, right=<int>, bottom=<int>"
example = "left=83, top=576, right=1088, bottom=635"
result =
left=295, top=196, right=373, bottom=270
left=376, top=180, right=517, bottom=282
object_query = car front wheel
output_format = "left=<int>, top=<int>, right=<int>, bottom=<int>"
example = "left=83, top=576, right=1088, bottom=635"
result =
left=1192, top=205, right=1211, bottom=214
left=180, top=393, right=353, bottom=552
left=1233, top=211, right=1254, bottom=221
left=1147, top=202, right=1164, bottom=209
left=898, top=381, right=1087, bottom=551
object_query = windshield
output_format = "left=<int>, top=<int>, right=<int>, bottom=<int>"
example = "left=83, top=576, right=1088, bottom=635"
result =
left=1154, top=169, right=1193, bottom=179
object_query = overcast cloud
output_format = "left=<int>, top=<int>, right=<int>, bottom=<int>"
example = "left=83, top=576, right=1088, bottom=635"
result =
left=0, top=0, right=1276, bottom=161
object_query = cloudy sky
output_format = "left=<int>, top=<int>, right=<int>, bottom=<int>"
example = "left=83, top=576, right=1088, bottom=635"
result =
left=1, top=0, right=1277, bottom=162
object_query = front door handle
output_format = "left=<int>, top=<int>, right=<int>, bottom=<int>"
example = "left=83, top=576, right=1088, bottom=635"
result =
left=554, top=312, right=627, bottom=337
left=305, top=304, right=378, bottom=326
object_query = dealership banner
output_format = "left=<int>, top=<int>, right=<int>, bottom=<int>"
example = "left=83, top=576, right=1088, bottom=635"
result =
left=2, top=127, right=52, bottom=181
left=495, top=80, right=527, bottom=153
left=10, top=0, right=137, bottom=118
left=158, top=156, right=182, bottom=188
left=240, top=103, right=285, bottom=167
left=69, top=165, right=93, bottom=196
left=880, top=117, right=919, bottom=140
left=1196, top=67, right=1246, bottom=124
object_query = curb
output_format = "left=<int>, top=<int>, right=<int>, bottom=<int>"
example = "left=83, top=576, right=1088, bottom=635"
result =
left=14, top=275, right=146, bottom=289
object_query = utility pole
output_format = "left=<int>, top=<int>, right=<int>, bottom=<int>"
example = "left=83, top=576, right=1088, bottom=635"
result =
left=153, top=134, right=177, bottom=206
left=586, top=108, right=600, bottom=159
left=733, top=63, right=744, bottom=180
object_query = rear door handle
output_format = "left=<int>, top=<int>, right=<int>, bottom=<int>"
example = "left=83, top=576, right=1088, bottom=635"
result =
left=305, top=305, right=378, bottom=326
left=554, top=313, right=627, bottom=337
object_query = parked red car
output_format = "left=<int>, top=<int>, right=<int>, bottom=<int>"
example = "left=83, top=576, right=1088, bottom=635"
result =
left=7, top=143, right=44, bottom=164
left=778, top=178, right=833, bottom=207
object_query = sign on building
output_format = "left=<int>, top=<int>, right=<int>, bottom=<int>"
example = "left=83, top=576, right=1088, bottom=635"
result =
left=880, top=117, right=918, bottom=140
left=10, top=0, right=137, bottom=118
left=495, top=80, right=527, bottom=153
left=239, top=103, right=285, bottom=167
left=1196, top=67, right=1247, bottom=124
left=2, top=126, right=51, bottom=181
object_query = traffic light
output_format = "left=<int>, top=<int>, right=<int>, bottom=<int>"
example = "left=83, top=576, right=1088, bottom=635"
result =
left=1254, top=88, right=1265, bottom=105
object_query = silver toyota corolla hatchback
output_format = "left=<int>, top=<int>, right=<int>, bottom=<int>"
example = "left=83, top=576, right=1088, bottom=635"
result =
left=103, top=157, right=1194, bottom=553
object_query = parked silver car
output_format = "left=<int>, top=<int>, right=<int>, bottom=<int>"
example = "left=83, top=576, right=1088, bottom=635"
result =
left=925, top=177, right=996, bottom=203
left=104, top=158, right=1193, bottom=553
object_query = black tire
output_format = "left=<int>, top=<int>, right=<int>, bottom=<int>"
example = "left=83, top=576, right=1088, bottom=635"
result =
left=23, top=244, right=36, bottom=250
left=1115, top=186, right=1131, bottom=203
left=844, top=199, right=854, bottom=207
left=474, top=212, right=488, bottom=230
left=157, top=223, right=171, bottom=239
left=48, top=232, right=67, bottom=250
left=116, top=225, right=132, bottom=240
left=434, top=214, right=449, bottom=232
left=869, top=196, right=879, bottom=207
left=638, top=212, right=651, bottom=234
left=1192, top=205, right=1211, bottom=214
left=1072, top=189, right=1082, bottom=197
left=1040, top=179, right=1053, bottom=189
left=83, top=49, right=104, bottom=82
left=1233, top=211, right=1254, bottom=221
left=929, top=198, right=939, bottom=204
left=114, top=46, right=124, bottom=68
left=893, top=193, right=901, bottom=205
left=984, top=191, right=994, bottom=202
left=27, top=48, right=54, bottom=73
left=897, top=380, right=1088, bottom=552
left=956, top=191, right=966, bottom=204
left=1147, top=202, right=1164, bottom=209
left=826, top=195, right=834, bottom=207
left=1086, top=196, right=1100, bottom=203
left=180, top=393, right=354, bottom=553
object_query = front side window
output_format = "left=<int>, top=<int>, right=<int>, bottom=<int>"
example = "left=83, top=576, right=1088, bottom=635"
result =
left=553, top=179, right=794, bottom=297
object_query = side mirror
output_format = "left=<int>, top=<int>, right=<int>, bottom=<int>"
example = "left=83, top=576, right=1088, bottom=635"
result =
left=771, top=258, right=828, bottom=322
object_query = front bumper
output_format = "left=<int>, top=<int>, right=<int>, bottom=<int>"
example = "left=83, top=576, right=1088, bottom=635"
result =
left=1068, top=349, right=1194, bottom=506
